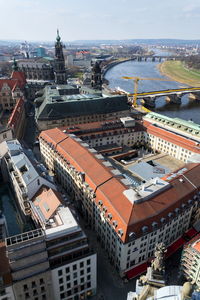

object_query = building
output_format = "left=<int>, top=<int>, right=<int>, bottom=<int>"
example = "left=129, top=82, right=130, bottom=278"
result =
left=62, top=117, right=143, bottom=155
left=0, top=124, right=12, bottom=144
left=18, top=58, right=54, bottom=81
left=35, top=85, right=130, bottom=131
left=39, top=126, right=200, bottom=278
left=143, top=112, right=200, bottom=163
left=0, top=146, right=97, bottom=299
left=7, top=98, right=26, bottom=139
left=0, top=60, right=26, bottom=112
left=181, top=235, right=200, bottom=287
left=54, top=30, right=67, bottom=84
left=0, top=140, right=55, bottom=216
left=0, top=241, right=15, bottom=300
left=4, top=187, right=96, bottom=300
left=91, top=62, right=102, bottom=90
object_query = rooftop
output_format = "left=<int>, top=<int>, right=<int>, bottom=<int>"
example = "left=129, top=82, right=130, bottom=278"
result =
left=35, top=85, right=129, bottom=120
left=40, top=128, right=200, bottom=242
left=144, top=112, right=200, bottom=141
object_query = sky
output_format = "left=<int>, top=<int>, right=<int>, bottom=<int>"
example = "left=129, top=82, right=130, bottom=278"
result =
left=0, top=0, right=200, bottom=41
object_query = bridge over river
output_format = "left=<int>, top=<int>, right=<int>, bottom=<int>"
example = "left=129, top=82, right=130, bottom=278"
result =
left=128, top=87, right=200, bottom=107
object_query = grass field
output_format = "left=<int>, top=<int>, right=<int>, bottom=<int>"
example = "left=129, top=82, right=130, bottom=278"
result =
left=159, top=61, right=200, bottom=87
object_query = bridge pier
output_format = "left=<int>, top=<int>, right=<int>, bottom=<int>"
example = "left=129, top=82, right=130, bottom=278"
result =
left=189, top=92, right=200, bottom=101
left=142, top=97, right=156, bottom=108
left=165, top=94, right=182, bottom=104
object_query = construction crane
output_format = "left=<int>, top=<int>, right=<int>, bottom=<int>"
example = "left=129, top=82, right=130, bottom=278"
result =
left=122, top=76, right=173, bottom=107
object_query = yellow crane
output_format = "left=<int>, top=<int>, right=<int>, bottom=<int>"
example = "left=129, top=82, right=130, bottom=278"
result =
left=122, top=76, right=173, bottom=107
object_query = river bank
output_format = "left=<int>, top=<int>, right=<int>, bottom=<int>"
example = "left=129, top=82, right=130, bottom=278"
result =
left=158, top=61, right=200, bottom=87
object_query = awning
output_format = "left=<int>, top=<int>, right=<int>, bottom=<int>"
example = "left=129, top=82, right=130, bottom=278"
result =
left=166, top=237, right=185, bottom=258
left=126, top=262, right=148, bottom=279
left=185, top=227, right=198, bottom=238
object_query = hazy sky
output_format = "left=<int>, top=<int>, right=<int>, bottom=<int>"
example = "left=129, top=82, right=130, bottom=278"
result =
left=1, top=0, right=199, bottom=41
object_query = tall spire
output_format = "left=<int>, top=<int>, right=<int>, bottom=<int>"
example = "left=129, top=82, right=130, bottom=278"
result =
left=56, top=29, right=61, bottom=42
left=12, top=58, right=19, bottom=71
left=54, top=30, right=67, bottom=84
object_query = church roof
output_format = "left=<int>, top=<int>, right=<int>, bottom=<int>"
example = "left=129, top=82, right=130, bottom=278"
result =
left=35, top=87, right=129, bottom=120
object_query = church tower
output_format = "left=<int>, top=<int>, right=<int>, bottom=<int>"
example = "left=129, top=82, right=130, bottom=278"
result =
left=54, top=30, right=67, bottom=84
left=91, top=61, right=102, bottom=90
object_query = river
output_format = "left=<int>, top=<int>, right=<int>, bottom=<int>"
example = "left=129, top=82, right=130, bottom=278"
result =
left=105, top=58, right=200, bottom=124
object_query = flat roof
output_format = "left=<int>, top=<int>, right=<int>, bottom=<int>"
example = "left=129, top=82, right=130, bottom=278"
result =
left=45, top=207, right=80, bottom=240
left=127, top=161, right=170, bottom=181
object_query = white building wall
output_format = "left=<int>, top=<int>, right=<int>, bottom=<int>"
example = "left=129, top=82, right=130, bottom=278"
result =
left=0, top=286, right=15, bottom=300
left=51, top=254, right=96, bottom=300
left=40, top=135, right=199, bottom=277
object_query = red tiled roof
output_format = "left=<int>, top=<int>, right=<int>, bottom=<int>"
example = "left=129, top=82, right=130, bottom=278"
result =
left=32, top=186, right=61, bottom=220
left=11, top=70, right=26, bottom=87
left=0, top=71, right=26, bottom=92
left=193, top=241, right=200, bottom=252
left=40, top=128, right=200, bottom=243
left=144, top=122, right=200, bottom=154
left=8, top=98, right=24, bottom=129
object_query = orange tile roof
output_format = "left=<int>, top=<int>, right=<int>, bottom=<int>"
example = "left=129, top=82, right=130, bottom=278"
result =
left=40, top=128, right=68, bottom=148
left=0, top=71, right=26, bottom=92
left=40, top=128, right=200, bottom=242
left=32, top=186, right=61, bottom=220
left=193, top=241, right=200, bottom=252
left=8, top=98, right=24, bottom=129
left=144, top=122, right=200, bottom=154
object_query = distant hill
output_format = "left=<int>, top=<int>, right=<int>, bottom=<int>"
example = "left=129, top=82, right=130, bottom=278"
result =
left=1, top=38, right=200, bottom=47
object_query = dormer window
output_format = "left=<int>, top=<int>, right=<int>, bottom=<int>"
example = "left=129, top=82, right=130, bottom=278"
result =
left=160, top=217, right=166, bottom=223
left=98, top=200, right=103, bottom=206
left=168, top=212, right=173, bottom=218
left=118, top=229, right=123, bottom=237
left=142, top=226, right=148, bottom=233
left=108, top=213, right=112, bottom=220
left=103, top=206, right=107, bottom=213
left=152, top=222, right=158, bottom=229
left=113, top=220, right=118, bottom=228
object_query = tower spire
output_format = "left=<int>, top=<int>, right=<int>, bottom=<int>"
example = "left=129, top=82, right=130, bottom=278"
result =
left=54, top=30, right=67, bottom=84
left=12, top=58, right=19, bottom=71
left=56, top=29, right=61, bottom=42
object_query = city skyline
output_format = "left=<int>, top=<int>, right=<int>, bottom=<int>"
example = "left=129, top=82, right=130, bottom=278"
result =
left=1, top=0, right=200, bottom=41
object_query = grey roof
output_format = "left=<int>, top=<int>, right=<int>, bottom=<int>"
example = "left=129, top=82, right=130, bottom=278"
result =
left=128, top=161, right=170, bottom=181
left=35, top=86, right=129, bottom=120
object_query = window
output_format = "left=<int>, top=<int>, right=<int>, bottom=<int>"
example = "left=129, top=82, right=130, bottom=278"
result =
left=58, top=270, right=63, bottom=276
left=87, top=275, right=91, bottom=281
left=60, top=286, right=64, bottom=292
left=65, top=267, right=70, bottom=273
left=67, top=283, right=71, bottom=289
left=40, top=279, right=44, bottom=285
left=60, top=293, right=65, bottom=299
left=66, top=275, right=70, bottom=281
left=23, top=284, right=28, bottom=291
left=74, top=280, right=78, bottom=286
left=87, top=259, right=90, bottom=265
left=73, top=265, right=77, bottom=271
left=59, top=278, right=63, bottom=284
left=80, top=270, right=84, bottom=276
left=87, top=267, right=91, bottom=273
left=80, top=262, right=84, bottom=268
left=73, top=272, right=77, bottom=279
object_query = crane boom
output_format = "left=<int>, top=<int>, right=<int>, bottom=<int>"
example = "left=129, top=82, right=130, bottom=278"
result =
left=122, top=76, right=174, bottom=107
